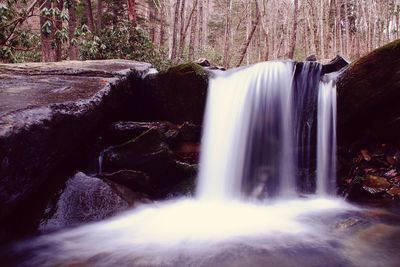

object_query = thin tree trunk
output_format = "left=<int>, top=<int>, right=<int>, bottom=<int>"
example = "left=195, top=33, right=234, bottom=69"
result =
left=320, top=0, right=325, bottom=59
left=177, top=0, right=198, bottom=60
left=55, top=0, right=64, bottom=61
left=40, top=0, right=57, bottom=62
left=96, top=0, right=103, bottom=32
left=127, top=0, right=137, bottom=26
left=159, top=0, right=166, bottom=49
left=223, top=0, right=233, bottom=68
left=288, top=0, right=299, bottom=59
left=170, top=0, right=181, bottom=61
left=84, top=0, right=95, bottom=32
left=237, top=13, right=260, bottom=67
left=188, top=2, right=198, bottom=61
left=198, top=0, right=204, bottom=54
left=68, top=0, right=79, bottom=60
left=177, top=0, right=186, bottom=61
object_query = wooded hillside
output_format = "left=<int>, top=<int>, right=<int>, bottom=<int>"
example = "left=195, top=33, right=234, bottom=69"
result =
left=1, top=0, right=399, bottom=69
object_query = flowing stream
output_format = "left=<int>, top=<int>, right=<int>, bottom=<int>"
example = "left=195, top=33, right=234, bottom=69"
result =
left=6, top=61, right=400, bottom=267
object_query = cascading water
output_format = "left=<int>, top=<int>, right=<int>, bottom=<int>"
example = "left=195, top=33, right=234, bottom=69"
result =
left=8, top=61, right=368, bottom=267
left=198, top=61, right=335, bottom=200
left=316, top=80, right=337, bottom=195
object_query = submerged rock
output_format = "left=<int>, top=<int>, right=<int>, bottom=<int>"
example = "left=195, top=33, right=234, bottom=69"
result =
left=39, top=172, right=148, bottom=232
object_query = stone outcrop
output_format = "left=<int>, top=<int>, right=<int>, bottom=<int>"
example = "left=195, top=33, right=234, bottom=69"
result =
left=39, top=172, right=149, bottom=233
left=337, top=40, right=400, bottom=203
left=0, top=60, right=151, bottom=241
left=143, top=63, right=209, bottom=124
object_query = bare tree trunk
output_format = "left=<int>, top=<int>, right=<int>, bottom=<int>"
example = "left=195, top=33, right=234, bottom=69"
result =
left=319, top=0, right=325, bottom=59
left=188, top=2, right=198, bottom=61
left=198, top=0, right=204, bottom=54
left=55, top=0, right=64, bottom=61
left=68, top=0, right=79, bottom=60
left=237, top=13, right=260, bottom=67
left=288, top=0, right=299, bottom=59
left=40, top=0, right=57, bottom=62
left=84, top=0, right=95, bottom=32
left=159, top=0, right=166, bottom=49
left=223, top=0, right=233, bottom=68
left=127, top=0, right=137, bottom=26
left=171, top=0, right=181, bottom=62
left=177, top=0, right=186, bottom=61
left=96, top=0, right=103, bottom=32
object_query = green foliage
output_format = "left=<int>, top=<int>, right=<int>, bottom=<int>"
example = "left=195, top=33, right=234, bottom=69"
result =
left=0, top=0, right=68, bottom=63
left=79, top=21, right=171, bottom=70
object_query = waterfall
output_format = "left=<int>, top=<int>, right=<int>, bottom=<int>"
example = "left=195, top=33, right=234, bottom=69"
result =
left=316, top=80, right=337, bottom=195
left=197, top=61, right=336, bottom=200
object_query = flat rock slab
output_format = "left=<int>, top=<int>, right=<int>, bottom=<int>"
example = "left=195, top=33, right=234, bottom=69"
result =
left=0, top=60, right=151, bottom=241
left=0, top=60, right=151, bottom=116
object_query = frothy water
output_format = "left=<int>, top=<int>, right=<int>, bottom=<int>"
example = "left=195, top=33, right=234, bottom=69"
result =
left=317, top=80, right=337, bottom=195
left=7, top=61, right=366, bottom=267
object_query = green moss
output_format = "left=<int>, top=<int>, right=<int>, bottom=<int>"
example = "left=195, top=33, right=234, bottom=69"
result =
left=161, top=63, right=208, bottom=80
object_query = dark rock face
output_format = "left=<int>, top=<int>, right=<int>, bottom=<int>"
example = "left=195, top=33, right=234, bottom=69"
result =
left=337, top=40, right=400, bottom=204
left=100, top=122, right=200, bottom=197
left=321, top=55, right=350, bottom=75
left=0, top=60, right=151, bottom=242
left=104, top=121, right=179, bottom=146
left=102, top=129, right=173, bottom=176
left=337, top=39, right=400, bottom=144
left=39, top=172, right=148, bottom=233
left=143, top=63, right=209, bottom=124
left=99, top=170, right=152, bottom=193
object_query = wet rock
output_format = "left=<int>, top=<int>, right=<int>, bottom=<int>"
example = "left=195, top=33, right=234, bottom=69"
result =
left=0, top=60, right=151, bottom=241
left=39, top=172, right=148, bottom=232
left=143, top=63, right=208, bottom=124
left=305, top=55, right=317, bottom=61
left=336, top=218, right=361, bottom=232
left=174, top=142, right=201, bottom=164
left=337, top=39, right=400, bottom=143
left=321, top=55, right=350, bottom=75
left=102, top=128, right=173, bottom=177
left=165, top=161, right=198, bottom=197
left=360, top=149, right=372, bottom=161
left=175, top=122, right=202, bottom=143
left=362, top=175, right=391, bottom=195
left=105, top=121, right=179, bottom=146
left=99, top=170, right=152, bottom=194
left=386, top=186, right=400, bottom=199
left=196, top=58, right=211, bottom=67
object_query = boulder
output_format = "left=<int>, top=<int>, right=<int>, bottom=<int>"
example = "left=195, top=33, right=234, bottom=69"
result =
left=39, top=172, right=148, bottom=233
left=321, top=55, right=350, bottom=75
left=104, top=121, right=179, bottom=146
left=0, top=60, right=152, bottom=241
left=143, top=63, right=209, bottom=124
left=99, top=169, right=153, bottom=194
left=102, top=128, right=173, bottom=177
left=196, top=58, right=211, bottom=67
left=337, top=39, right=400, bottom=144
left=305, top=55, right=317, bottom=61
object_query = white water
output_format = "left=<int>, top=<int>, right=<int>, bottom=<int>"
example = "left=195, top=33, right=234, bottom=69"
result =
left=12, top=61, right=351, bottom=266
left=317, top=80, right=337, bottom=195
left=197, top=62, right=296, bottom=200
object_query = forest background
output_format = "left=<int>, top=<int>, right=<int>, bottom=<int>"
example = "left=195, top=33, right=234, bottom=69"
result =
left=1, top=0, right=399, bottom=70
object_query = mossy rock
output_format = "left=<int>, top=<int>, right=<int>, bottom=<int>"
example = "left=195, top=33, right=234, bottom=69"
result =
left=143, top=63, right=209, bottom=124
left=337, top=39, right=400, bottom=144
